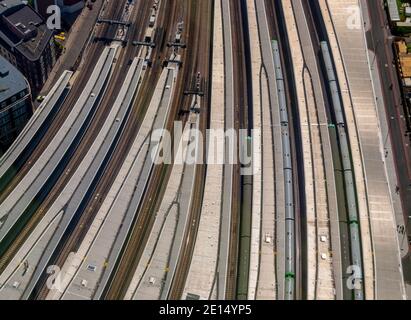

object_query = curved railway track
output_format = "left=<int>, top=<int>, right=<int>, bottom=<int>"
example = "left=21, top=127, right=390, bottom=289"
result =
left=100, top=0, right=192, bottom=300
left=29, top=0, right=157, bottom=300
left=166, top=0, right=213, bottom=300
left=264, top=0, right=306, bottom=300
left=0, top=0, right=372, bottom=301
left=0, top=1, right=123, bottom=203
left=0, top=0, right=129, bottom=274
left=305, top=0, right=365, bottom=300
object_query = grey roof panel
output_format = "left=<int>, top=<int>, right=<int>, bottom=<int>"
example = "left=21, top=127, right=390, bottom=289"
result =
left=0, top=2, right=54, bottom=61
left=0, top=55, right=28, bottom=103
left=0, top=0, right=25, bottom=16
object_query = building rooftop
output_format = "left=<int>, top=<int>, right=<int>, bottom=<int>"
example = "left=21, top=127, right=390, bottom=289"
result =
left=0, top=0, right=24, bottom=16
left=0, top=0, right=54, bottom=61
left=0, top=55, right=28, bottom=103
left=399, top=54, right=411, bottom=78
left=387, top=0, right=401, bottom=22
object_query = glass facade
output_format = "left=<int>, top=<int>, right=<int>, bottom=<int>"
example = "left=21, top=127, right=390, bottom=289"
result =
left=0, top=90, right=32, bottom=149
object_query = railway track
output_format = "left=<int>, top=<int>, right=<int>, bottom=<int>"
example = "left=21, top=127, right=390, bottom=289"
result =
left=0, top=1, right=122, bottom=204
left=304, top=0, right=365, bottom=300
left=0, top=0, right=378, bottom=302
left=0, top=0, right=153, bottom=298
left=0, top=0, right=128, bottom=271
left=162, top=0, right=213, bottom=300
left=104, top=0, right=214, bottom=300
left=263, top=0, right=306, bottom=300
left=291, top=0, right=343, bottom=299
left=30, top=0, right=156, bottom=300
left=225, top=0, right=248, bottom=300
left=98, top=0, right=188, bottom=300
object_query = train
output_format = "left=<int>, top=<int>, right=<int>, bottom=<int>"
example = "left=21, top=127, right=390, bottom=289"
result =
left=272, top=40, right=296, bottom=300
left=320, top=41, right=364, bottom=300
left=235, top=40, right=297, bottom=300
left=237, top=137, right=253, bottom=300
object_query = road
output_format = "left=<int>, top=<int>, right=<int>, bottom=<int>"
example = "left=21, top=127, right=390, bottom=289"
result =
left=366, top=0, right=411, bottom=281
left=323, top=0, right=405, bottom=299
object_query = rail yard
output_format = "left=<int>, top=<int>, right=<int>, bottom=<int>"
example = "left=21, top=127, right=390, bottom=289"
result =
left=0, top=0, right=409, bottom=302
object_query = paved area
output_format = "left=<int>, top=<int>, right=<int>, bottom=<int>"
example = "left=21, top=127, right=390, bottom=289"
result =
left=58, top=64, right=177, bottom=300
left=131, top=204, right=178, bottom=300
left=40, top=0, right=104, bottom=96
left=304, top=69, right=335, bottom=300
left=367, top=47, right=409, bottom=255
left=246, top=0, right=263, bottom=301
left=125, top=115, right=199, bottom=300
left=366, top=0, right=411, bottom=184
left=361, top=12, right=409, bottom=254
left=257, top=67, right=277, bottom=300
left=92, top=58, right=178, bottom=299
left=319, top=0, right=375, bottom=298
left=160, top=111, right=200, bottom=300
left=367, top=48, right=410, bottom=297
left=283, top=1, right=334, bottom=300
left=361, top=0, right=409, bottom=298
left=363, top=0, right=411, bottom=295
left=182, top=0, right=225, bottom=300
left=0, top=210, right=63, bottom=300
left=290, top=0, right=338, bottom=300
left=218, top=0, right=235, bottom=300
left=322, top=0, right=406, bottom=299
left=253, top=0, right=283, bottom=300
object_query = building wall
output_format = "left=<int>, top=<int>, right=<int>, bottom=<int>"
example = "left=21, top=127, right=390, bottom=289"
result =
left=60, top=0, right=84, bottom=14
left=0, top=5, right=57, bottom=97
left=0, top=89, right=33, bottom=150
left=33, top=0, right=56, bottom=19
left=34, top=0, right=84, bottom=16
left=0, top=43, right=17, bottom=66
left=0, top=35, right=57, bottom=97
